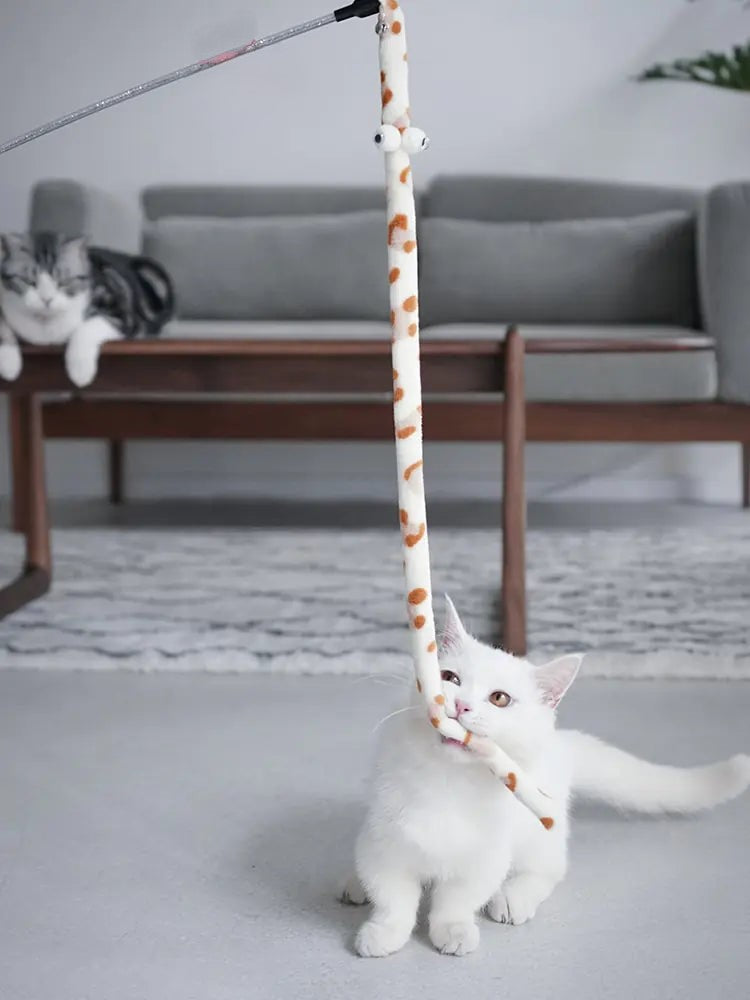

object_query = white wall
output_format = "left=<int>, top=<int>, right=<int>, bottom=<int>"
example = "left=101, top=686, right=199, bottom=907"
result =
left=0, top=0, right=749, bottom=504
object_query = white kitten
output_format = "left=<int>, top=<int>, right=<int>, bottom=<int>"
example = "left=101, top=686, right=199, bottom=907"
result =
left=343, top=597, right=750, bottom=958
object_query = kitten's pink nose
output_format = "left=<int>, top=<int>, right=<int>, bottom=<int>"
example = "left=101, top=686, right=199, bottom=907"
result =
left=455, top=699, right=472, bottom=716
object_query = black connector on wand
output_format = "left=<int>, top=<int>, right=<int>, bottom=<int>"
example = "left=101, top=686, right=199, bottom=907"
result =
left=334, top=0, right=380, bottom=21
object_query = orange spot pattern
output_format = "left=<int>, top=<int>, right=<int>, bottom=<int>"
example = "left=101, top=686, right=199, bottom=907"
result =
left=462, top=731, right=472, bottom=746
left=403, top=295, right=418, bottom=313
left=434, top=694, right=445, bottom=706
left=382, top=88, right=394, bottom=107
left=394, top=387, right=404, bottom=403
left=388, top=213, right=408, bottom=245
left=405, top=524, right=425, bottom=547
left=427, top=641, right=437, bottom=654
left=414, top=615, right=426, bottom=629
left=403, top=240, right=417, bottom=254
left=397, top=425, right=416, bottom=440
left=541, top=817, right=555, bottom=830
left=389, top=267, right=400, bottom=284
left=408, top=323, right=418, bottom=336
left=404, top=460, right=423, bottom=480
left=408, top=587, right=427, bottom=605
left=430, top=716, right=440, bottom=729
left=392, top=21, right=402, bottom=34
left=505, top=772, right=517, bottom=793
left=400, top=166, right=411, bottom=184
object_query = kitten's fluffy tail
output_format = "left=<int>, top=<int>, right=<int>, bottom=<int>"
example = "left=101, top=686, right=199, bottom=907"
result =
left=562, top=730, right=750, bottom=814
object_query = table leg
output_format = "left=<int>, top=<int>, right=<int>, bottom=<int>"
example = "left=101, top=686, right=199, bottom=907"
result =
left=0, top=395, right=52, bottom=617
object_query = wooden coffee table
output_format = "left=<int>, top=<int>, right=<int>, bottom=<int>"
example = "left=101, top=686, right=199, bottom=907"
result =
left=1, top=331, right=528, bottom=652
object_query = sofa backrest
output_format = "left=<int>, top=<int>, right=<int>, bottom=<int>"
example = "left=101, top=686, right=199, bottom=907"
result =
left=141, top=186, right=392, bottom=322
left=421, top=175, right=703, bottom=329
left=425, top=175, right=699, bottom=222
left=141, top=185, right=386, bottom=220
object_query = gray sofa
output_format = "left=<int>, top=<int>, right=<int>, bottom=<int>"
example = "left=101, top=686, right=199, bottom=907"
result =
left=29, top=174, right=750, bottom=404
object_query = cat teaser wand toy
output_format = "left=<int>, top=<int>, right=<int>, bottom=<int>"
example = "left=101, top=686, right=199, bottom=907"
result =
left=375, top=1, right=556, bottom=831
left=0, top=1, right=381, bottom=156
left=0, top=0, right=557, bottom=829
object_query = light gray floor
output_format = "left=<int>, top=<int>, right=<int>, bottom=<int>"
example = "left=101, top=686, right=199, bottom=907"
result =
left=4, top=497, right=749, bottom=531
left=0, top=672, right=748, bottom=1000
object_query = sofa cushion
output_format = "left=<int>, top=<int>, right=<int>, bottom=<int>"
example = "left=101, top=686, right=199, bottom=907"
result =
left=419, top=212, right=698, bottom=328
left=426, top=175, right=699, bottom=223
left=160, top=320, right=716, bottom=402
left=142, top=185, right=386, bottom=220
left=426, top=324, right=716, bottom=402
left=162, top=320, right=392, bottom=340
left=143, top=212, right=389, bottom=321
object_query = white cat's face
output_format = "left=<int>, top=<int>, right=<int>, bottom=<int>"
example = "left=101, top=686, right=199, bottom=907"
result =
left=434, top=597, right=582, bottom=765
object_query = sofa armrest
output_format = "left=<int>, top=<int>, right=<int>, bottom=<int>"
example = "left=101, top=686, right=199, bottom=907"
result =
left=28, top=179, right=138, bottom=251
left=699, top=181, right=750, bottom=403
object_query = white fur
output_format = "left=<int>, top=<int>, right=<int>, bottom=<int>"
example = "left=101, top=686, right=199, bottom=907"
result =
left=64, top=314, right=121, bottom=387
left=2, top=282, right=89, bottom=347
left=0, top=283, right=121, bottom=387
left=344, top=600, right=750, bottom=958
left=0, top=319, right=22, bottom=380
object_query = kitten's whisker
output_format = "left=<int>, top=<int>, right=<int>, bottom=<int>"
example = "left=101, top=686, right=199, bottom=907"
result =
left=351, top=672, right=409, bottom=687
left=372, top=705, right=417, bottom=733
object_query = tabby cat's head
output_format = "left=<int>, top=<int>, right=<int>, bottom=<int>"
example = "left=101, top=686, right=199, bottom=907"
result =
left=0, top=233, right=91, bottom=335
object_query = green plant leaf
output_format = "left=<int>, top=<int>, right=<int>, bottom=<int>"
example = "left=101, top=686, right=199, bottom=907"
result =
left=638, top=40, right=750, bottom=91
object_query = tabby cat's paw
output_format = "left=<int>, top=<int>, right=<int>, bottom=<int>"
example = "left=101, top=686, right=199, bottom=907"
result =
left=0, top=343, right=22, bottom=381
left=355, top=920, right=410, bottom=958
left=429, top=920, right=479, bottom=956
left=65, top=347, right=98, bottom=388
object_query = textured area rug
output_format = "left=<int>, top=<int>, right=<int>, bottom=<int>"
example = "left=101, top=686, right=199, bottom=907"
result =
left=1, top=526, right=749, bottom=677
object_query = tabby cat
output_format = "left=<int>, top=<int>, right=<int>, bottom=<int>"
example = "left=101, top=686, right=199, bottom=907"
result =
left=0, top=232, right=173, bottom=386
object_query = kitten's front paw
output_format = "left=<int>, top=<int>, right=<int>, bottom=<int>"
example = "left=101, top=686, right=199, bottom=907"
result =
left=355, top=919, right=410, bottom=958
left=489, top=876, right=550, bottom=926
left=429, top=920, right=479, bottom=956
left=0, top=343, right=22, bottom=381
left=339, top=875, right=368, bottom=906
left=487, top=892, right=513, bottom=924
left=65, top=347, right=98, bottom=388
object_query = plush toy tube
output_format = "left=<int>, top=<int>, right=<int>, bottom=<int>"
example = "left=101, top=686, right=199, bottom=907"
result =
left=377, top=0, right=557, bottom=831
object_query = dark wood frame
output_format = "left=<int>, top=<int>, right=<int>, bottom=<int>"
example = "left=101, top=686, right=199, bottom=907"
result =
left=5, top=331, right=750, bottom=648
left=1, top=331, right=528, bottom=651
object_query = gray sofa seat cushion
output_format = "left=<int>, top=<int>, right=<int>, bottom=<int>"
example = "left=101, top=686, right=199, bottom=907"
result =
left=427, top=324, right=717, bottom=403
left=159, top=320, right=715, bottom=402
left=420, top=212, right=698, bottom=328
left=144, top=212, right=389, bottom=322
left=162, top=320, right=393, bottom=340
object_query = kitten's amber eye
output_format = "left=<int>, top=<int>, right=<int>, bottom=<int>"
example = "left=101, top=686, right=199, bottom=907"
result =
left=440, top=669, right=461, bottom=686
left=489, top=691, right=512, bottom=708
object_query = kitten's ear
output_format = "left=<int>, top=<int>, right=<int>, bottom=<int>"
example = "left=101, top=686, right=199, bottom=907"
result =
left=439, top=594, right=467, bottom=653
left=534, top=654, right=583, bottom=709
left=1, top=233, right=26, bottom=256
left=59, top=236, right=89, bottom=271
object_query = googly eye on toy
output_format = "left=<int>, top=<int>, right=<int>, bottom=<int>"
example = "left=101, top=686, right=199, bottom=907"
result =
left=373, top=124, right=430, bottom=155
left=373, top=124, right=402, bottom=152
left=401, top=126, right=430, bottom=155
